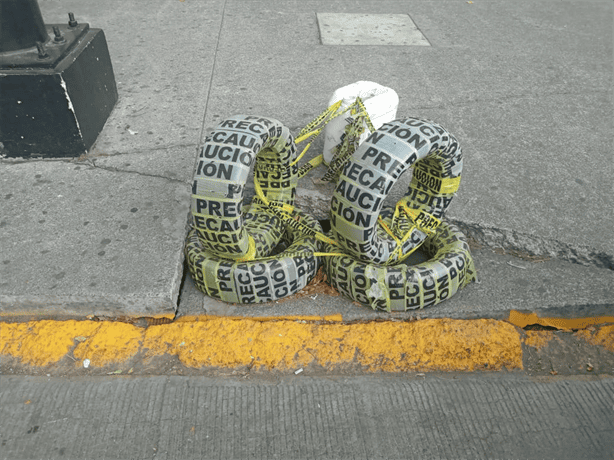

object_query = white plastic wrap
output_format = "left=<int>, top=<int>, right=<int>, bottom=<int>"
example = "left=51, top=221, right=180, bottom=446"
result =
left=323, top=81, right=399, bottom=164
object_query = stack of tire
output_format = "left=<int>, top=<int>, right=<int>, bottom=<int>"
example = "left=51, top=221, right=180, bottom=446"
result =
left=185, top=115, right=476, bottom=311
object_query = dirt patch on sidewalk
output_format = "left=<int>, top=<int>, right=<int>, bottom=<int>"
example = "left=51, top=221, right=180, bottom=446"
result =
left=522, top=325, right=614, bottom=376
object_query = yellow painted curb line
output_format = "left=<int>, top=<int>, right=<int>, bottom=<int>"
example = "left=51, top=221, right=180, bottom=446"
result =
left=575, top=325, right=614, bottom=352
left=507, top=310, right=614, bottom=331
left=1, top=317, right=523, bottom=372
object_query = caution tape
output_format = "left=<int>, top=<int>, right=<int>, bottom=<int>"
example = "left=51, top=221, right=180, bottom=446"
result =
left=293, top=97, right=377, bottom=183
left=187, top=112, right=344, bottom=304
left=190, top=115, right=298, bottom=261
left=246, top=99, right=380, bottom=257
left=186, top=101, right=475, bottom=308
left=330, top=117, right=463, bottom=266
left=411, top=158, right=462, bottom=195
left=185, top=207, right=321, bottom=303
left=322, top=219, right=477, bottom=312
left=320, top=97, right=376, bottom=184
left=252, top=177, right=341, bottom=249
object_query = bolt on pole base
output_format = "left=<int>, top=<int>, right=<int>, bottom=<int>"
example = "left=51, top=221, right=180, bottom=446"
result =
left=0, top=13, right=118, bottom=159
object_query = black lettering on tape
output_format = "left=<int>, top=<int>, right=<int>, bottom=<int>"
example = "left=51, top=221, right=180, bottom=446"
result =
left=195, top=198, right=241, bottom=218
left=186, top=206, right=320, bottom=304
left=237, top=271, right=251, bottom=285
left=196, top=161, right=234, bottom=180
left=365, top=131, right=385, bottom=144
left=414, top=168, right=442, bottom=192
left=332, top=118, right=463, bottom=265
left=437, top=273, right=450, bottom=301
left=389, top=288, right=403, bottom=300
left=394, top=128, right=412, bottom=140
left=202, top=145, right=254, bottom=166
left=321, top=221, right=476, bottom=311
left=423, top=289, right=437, bottom=307
left=403, top=119, right=426, bottom=128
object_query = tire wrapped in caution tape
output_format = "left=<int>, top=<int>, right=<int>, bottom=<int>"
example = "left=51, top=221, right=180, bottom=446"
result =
left=330, top=117, right=463, bottom=265
left=322, top=213, right=476, bottom=312
left=191, top=115, right=299, bottom=261
left=186, top=207, right=321, bottom=303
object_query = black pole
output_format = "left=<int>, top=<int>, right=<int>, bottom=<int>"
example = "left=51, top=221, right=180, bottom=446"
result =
left=0, top=0, right=50, bottom=53
left=1, top=0, right=118, bottom=158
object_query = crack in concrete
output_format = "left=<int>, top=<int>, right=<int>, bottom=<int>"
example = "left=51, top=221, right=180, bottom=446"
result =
left=198, top=0, right=228, bottom=149
left=266, top=186, right=612, bottom=270
left=89, top=161, right=190, bottom=185
left=0, top=158, right=79, bottom=166
left=0, top=156, right=190, bottom=185
left=85, top=142, right=198, bottom=158
left=450, top=219, right=614, bottom=270
left=3, top=157, right=610, bottom=270
left=0, top=143, right=198, bottom=163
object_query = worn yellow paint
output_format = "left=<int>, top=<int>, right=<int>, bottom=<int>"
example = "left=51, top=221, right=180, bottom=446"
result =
left=1, top=317, right=523, bottom=371
left=575, top=325, right=614, bottom=352
left=508, top=311, right=614, bottom=331
left=0, top=320, right=99, bottom=366
left=0, top=310, right=174, bottom=320
left=72, top=322, right=143, bottom=366
left=523, top=331, right=555, bottom=350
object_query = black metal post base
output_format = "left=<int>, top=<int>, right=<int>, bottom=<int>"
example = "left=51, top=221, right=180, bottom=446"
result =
left=0, top=25, right=118, bottom=159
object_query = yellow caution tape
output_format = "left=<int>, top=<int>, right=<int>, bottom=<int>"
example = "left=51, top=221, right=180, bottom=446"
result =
left=298, top=154, right=325, bottom=179
left=330, top=117, right=464, bottom=266
left=253, top=177, right=341, bottom=248
left=234, top=235, right=256, bottom=262
left=186, top=105, right=473, bottom=308
left=322, top=220, right=477, bottom=312
left=186, top=207, right=322, bottom=303
left=411, top=167, right=462, bottom=195
left=320, top=97, right=374, bottom=184
left=296, top=99, right=343, bottom=143
left=190, top=115, right=299, bottom=260
left=293, top=97, right=376, bottom=182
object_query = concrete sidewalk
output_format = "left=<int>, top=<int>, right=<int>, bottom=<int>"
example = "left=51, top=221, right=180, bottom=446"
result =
left=1, top=374, right=613, bottom=459
left=1, top=0, right=612, bottom=322
left=2, top=3, right=613, bottom=459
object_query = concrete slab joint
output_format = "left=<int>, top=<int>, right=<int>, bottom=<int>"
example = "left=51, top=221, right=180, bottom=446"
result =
left=0, top=161, right=191, bottom=320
